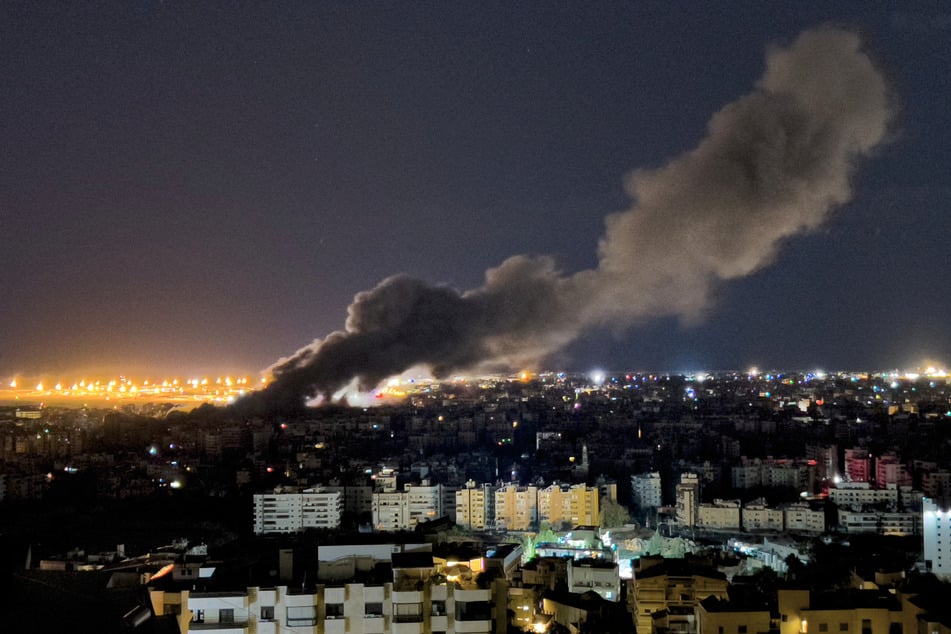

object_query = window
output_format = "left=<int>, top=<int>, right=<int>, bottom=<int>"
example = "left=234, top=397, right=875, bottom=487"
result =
left=219, top=609, right=234, bottom=624
left=365, top=602, right=383, bottom=617
left=719, top=627, right=724, bottom=634
left=394, top=603, right=423, bottom=623
left=862, top=619, right=872, bottom=634
left=819, top=624, right=828, bottom=633
left=456, top=601, right=491, bottom=621
left=840, top=624, right=848, bottom=631
left=287, top=606, right=317, bottom=627
left=260, top=606, right=274, bottom=621
left=739, top=626, right=748, bottom=634
left=326, top=603, right=344, bottom=619
left=432, top=600, right=447, bottom=616
left=192, top=609, right=205, bottom=623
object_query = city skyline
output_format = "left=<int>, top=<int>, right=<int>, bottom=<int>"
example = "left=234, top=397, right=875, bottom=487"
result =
left=3, top=4, right=950, bottom=382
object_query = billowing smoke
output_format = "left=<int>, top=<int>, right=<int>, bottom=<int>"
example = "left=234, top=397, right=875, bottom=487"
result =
left=256, top=27, right=893, bottom=409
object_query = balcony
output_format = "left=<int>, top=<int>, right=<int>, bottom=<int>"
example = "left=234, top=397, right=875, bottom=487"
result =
left=454, top=620, right=493, bottom=633
left=364, top=616, right=386, bottom=634
left=189, top=623, right=248, bottom=633
left=392, top=622, right=423, bottom=634
left=324, top=617, right=347, bottom=634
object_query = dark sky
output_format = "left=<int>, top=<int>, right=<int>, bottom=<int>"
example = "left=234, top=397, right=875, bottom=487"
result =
left=2, top=2, right=950, bottom=379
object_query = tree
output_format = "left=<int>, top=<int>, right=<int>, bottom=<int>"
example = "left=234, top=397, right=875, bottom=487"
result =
left=599, top=496, right=632, bottom=529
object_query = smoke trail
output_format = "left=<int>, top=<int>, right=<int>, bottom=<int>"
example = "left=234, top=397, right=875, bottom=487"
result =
left=256, top=26, right=893, bottom=409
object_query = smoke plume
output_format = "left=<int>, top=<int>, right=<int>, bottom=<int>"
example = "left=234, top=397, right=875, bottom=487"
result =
left=256, top=27, right=893, bottom=409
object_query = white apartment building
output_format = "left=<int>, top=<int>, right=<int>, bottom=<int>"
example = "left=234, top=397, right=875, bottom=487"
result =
left=923, top=497, right=951, bottom=577
left=372, top=492, right=411, bottom=532
left=567, top=558, right=621, bottom=601
left=697, top=499, right=740, bottom=530
left=456, top=481, right=495, bottom=531
left=150, top=582, right=499, bottom=634
left=253, top=488, right=343, bottom=535
left=828, top=482, right=899, bottom=511
left=742, top=500, right=784, bottom=532
left=837, top=508, right=920, bottom=536
left=782, top=503, right=825, bottom=533
left=631, top=472, right=663, bottom=510
left=371, top=482, right=445, bottom=532
left=405, top=482, right=445, bottom=528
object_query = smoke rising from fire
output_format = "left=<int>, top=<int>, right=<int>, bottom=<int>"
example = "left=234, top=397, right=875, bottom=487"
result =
left=257, top=27, right=893, bottom=408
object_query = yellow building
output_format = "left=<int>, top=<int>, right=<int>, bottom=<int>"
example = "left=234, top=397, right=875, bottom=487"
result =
left=538, top=483, right=600, bottom=528
left=697, top=596, right=773, bottom=634
left=494, top=484, right=538, bottom=531
left=633, top=558, right=729, bottom=634
left=777, top=589, right=903, bottom=634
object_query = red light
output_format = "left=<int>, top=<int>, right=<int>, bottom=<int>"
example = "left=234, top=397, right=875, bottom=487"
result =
left=266, top=467, right=274, bottom=473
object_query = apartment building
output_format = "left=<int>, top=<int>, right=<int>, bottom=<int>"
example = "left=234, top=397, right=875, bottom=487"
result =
left=537, top=483, right=600, bottom=528
left=495, top=484, right=538, bottom=531
left=456, top=481, right=495, bottom=531
left=923, top=497, right=951, bottom=577
left=742, top=500, right=784, bottom=532
left=697, top=499, right=740, bottom=531
left=253, top=488, right=343, bottom=535
left=631, top=472, right=663, bottom=510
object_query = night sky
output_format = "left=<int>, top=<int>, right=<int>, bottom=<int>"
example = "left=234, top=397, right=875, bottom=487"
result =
left=2, top=3, right=950, bottom=380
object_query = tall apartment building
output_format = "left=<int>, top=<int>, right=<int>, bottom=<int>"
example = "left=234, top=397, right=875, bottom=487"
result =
left=253, top=488, right=343, bottom=535
left=456, top=480, right=495, bottom=531
left=631, top=472, right=663, bottom=510
left=844, top=448, right=872, bottom=483
left=537, top=483, right=600, bottom=528
left=876, top=453, right=912, bottom=488
left=676, top=473, right=701, bottom=527
left=372, top=482, right=445, bottom=532
left=923, top=497, right=951, bottom=577
left=495, top=484, right=538, bottom=531
left=806, top=443, right=838, bottom=482
left=372, top=492, right=411, bottom=532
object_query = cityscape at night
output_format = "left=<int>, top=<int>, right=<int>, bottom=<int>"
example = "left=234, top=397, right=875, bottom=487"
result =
left=3, top=3, right=951, bottom=634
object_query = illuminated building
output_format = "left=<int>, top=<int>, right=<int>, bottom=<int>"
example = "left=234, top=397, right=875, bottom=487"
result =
left=632, top=558, right=728, bottom=634
left=495, top=484, right=538, bottom=531
left=537, top=483, right=600, bottom=528
left=782, top=503, right=826, bottom=534
left=697, top=499, right=741, bottom=531
left=567, top=558, right=620, bottom=601
left=844, top=448, right=872, bottom=483
left=696, top=596, right=772, bottom=634
left=631, top=472, right=663, bottom=511
left=372, top=482, right=445, bottom=532
left=922, top=497, right=951, bottom=577
left=456, top=480, right=495, bottom=531
left=836, top=508, right=920, bottom=536
left=676, top=473, right=701, bottom=527
left=875, top=452, right=912, bottom=488
left=253, top=488, right=343, bottom=534
left=741, top=499, right=784, bottom=532
left=776, top=588, right=903, bottom=634
left=151, top=580, right=501, bottom=634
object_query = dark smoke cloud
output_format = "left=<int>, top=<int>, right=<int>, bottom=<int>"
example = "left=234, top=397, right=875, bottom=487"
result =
left=256, top=27, right=894, bottom=409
